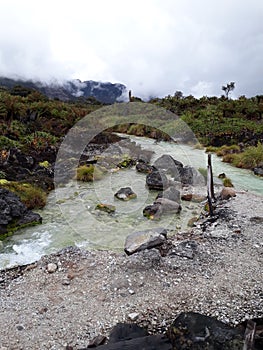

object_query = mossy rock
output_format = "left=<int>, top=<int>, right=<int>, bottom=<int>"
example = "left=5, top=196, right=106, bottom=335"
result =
left=95, top=203, right=116, bottom=214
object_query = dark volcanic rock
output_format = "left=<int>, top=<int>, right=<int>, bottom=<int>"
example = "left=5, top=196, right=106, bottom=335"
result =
left=154, top=154, right=183, bottom=173
left=180, top=166, right=205, bottom=186
left=135, top=160, right=153, bottom=173
left=143, top=203, right=163, bottom=220
left=114, top=187, right=137, bottom=201
left=146, top=170, right=169, bottom=190
left=0, top=188, right=42, bottom=236
left=156, top=186, right=181, bottom=204
left=168, top=312, right=244, bottom=349
left=254, top=166, right=263, bottom=176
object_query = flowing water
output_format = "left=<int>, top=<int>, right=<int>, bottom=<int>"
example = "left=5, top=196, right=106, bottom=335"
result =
left=0, top=135, right=262, bottom=268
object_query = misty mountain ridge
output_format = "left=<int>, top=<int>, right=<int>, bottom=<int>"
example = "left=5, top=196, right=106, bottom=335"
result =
left=0, top=77, right=128, bottom=104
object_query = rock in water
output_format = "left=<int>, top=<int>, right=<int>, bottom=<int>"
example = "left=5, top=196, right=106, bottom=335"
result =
left=154, top=198, right=182, bottom=213
left=154, top=154, right=183, bottom=175
left=114, top=187, right=137, bottom=201
left=143, top=203, right=163, bottom=220
left=124, top=228, right=167, bottom=255
left=95, top=203, right=116, bottom=213
left=156, top=186, right=181, bottom=203
left=146, top=170, right=169, bottom=190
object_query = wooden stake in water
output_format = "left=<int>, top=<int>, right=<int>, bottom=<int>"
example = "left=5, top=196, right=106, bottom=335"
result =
left=207, top=153, right=215, bottom=216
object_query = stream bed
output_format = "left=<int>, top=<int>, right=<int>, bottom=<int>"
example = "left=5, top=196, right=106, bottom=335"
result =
left=0, top=135, right=262, bottom=268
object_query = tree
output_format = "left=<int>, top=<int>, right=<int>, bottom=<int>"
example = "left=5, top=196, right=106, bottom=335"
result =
left=222, top=82, right=235, bottom=99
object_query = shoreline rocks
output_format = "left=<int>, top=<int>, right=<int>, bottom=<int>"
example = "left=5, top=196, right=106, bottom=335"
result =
left=0, top=188, right=42, bottom=237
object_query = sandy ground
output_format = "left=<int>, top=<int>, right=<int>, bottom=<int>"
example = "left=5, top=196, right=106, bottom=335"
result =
left=0, top=191, right=263, bottom=350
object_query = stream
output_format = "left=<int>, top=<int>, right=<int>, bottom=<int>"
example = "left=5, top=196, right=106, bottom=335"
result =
left=0, top=135, right=262, bottom=269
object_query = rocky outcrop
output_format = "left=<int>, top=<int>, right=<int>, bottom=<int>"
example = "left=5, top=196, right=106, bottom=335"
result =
left=124, top=228, right=167, bottom=255
left=0, top=188, right=42, bottom=236
left=114, top=187, right=137, bottom=201
left=0, top=147, right=55, bottom=191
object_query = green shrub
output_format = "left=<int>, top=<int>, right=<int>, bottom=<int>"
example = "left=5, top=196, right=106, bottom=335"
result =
left=216, top=145, right=240, bottom=157
left=205, top=146, right=218, bottom=153
left=223, top=177, right=234, bottom=187
left=0, top=136, right=21, bottom=150
left=76, top=165, right=104, bottom=182
left=233, top=142, right=263, bottom=169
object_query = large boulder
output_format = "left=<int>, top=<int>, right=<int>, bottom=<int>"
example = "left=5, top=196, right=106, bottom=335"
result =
left=154, top=198, right=182, bottom=213
left=146, top=170, right=169, bottom=190
left=0, top=188, right=42, bottom=236
left=180, top=166, right=205, bottom=186
left=156, top=186, right=181, bottom=204
left=124, top=227, right=167, bottom=255
left=154, top=154, right=183, bottom=173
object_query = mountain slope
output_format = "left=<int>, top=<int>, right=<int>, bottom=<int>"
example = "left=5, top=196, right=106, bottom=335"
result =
left=0, top=77, right=127, bottom=104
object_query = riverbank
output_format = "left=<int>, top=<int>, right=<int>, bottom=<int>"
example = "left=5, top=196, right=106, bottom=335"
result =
left=0, top=191, right=262, bottom=349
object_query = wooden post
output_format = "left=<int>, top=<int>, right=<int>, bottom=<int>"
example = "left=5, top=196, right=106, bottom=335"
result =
left=207, top=153, right=215, bottom=216
left=208, top=153, right=215, bottom=199
left=129, top=90, right=132, bottom=102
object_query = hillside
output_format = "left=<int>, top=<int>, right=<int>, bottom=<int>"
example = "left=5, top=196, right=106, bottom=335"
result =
left=0, top=77, right=127, bottom=104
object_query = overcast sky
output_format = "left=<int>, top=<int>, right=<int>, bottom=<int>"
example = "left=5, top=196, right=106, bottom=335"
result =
left=0, top=0, right=262, bottom=99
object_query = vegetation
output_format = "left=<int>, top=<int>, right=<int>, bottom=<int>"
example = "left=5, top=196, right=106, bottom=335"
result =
left=223, top=177, right=234, bottom=187
left=0, top=181, right=47, bottom=209
left=76, top=165, right=104, bottom=182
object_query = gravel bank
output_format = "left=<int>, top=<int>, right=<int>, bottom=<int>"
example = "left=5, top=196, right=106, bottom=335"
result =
left=0, top=191, right=262, bottom=349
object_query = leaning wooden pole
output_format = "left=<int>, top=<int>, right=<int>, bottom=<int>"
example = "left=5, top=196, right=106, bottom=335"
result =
left=208, top=153, right=215, bottom=199
left=207, top=153, right=215, bottom=216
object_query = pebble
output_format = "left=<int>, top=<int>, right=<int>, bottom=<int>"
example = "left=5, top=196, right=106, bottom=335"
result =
left=128, top=312, right=139, bottom=321
left=128, top=289, right=135, bottom=295
left=47, top=263, right=57, bottom=273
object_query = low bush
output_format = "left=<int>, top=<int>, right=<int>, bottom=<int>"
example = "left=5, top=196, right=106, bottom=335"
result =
left=223, top=177, right=234, bottom=187
left=76, top=165, right=104, bottom=182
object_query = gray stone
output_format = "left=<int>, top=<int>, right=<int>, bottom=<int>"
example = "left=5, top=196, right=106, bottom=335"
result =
left=128, top=312, right=139, bottom=321
left=47, top=263, right=57, bottom=273
left=156, top=186, right=181, bottom=203
left=154, top=198, right=182, bottom=213
left=124, top=228, right=167, bottom=255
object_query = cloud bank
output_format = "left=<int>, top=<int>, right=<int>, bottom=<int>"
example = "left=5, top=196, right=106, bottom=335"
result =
left=0, top=0, right=262, bottom=99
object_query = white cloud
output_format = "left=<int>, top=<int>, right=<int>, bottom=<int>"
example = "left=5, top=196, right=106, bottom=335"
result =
left=0, top=0, right=262, bottom=97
